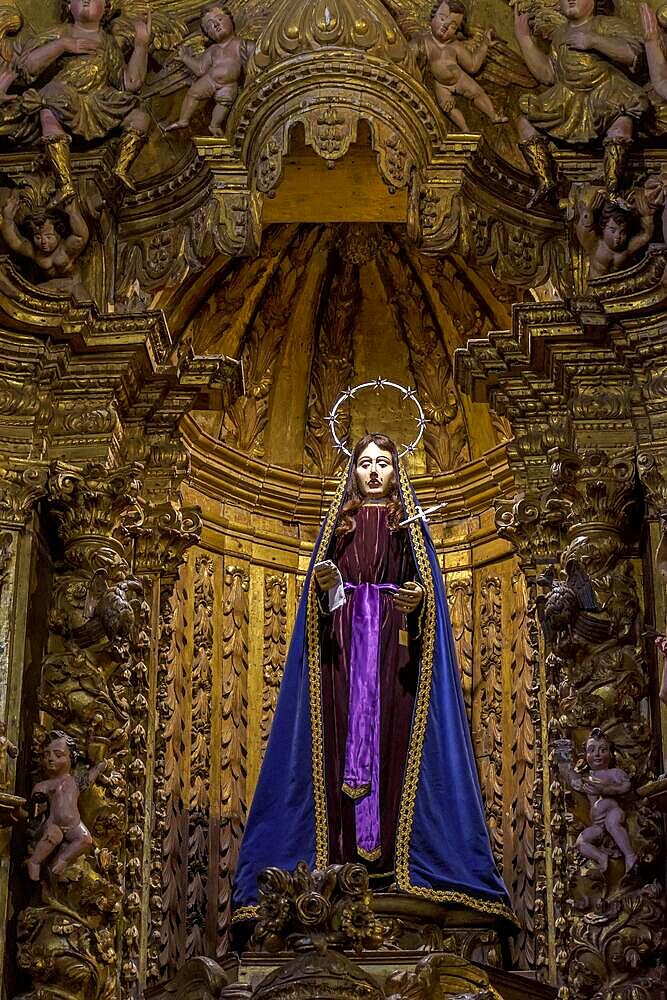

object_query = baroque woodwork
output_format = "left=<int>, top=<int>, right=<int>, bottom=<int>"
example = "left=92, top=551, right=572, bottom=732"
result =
left=0, top=0, right=665, bottom=998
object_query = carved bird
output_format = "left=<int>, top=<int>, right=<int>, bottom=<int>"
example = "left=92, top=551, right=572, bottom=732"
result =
left=538, top=558, right=611, bottom=645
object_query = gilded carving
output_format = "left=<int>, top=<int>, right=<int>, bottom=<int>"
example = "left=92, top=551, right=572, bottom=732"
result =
left=445, top=574, right=473, bottom=723
left=218, top=563, right=249, bottom=954
left=187, top=554, right=215, bottom=958
left=477, top=574, right=504, bottom=872
left=514, top=0, right=646, bottom=208
left=261, top=574, right=287, bottom=753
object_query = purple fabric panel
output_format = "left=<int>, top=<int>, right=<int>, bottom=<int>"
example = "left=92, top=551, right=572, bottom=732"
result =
left=320, top=504, right=418, bottom=872
left=343, top=582, right=398, bottom=858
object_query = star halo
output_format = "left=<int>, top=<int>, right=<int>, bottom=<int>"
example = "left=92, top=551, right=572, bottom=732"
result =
left=326, top=378, right=426, bottom=459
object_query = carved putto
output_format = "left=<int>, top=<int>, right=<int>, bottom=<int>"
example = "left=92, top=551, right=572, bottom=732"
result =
left=556, top=728, right=636, bottom=875
left=26, top=730, right=108, bottom=881
left=574, top=186, right=656, bottom=280
left=412, top=0, right=508, bottom=131
left=165, top=7, right=254, bottom=136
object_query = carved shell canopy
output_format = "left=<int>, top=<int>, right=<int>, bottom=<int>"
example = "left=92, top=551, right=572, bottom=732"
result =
left=247, top=0, right=417, bottom=79
left=186, top=223, right=515, bottom=478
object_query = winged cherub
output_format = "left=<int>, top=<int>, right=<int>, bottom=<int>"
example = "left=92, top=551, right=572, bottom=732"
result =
left=514, top=0, right=647, bottom=208
left=0, top=1, right=185, bottom=202
left=165, top=7, right=253, bottom=136
left=420, top=1, right=508, bottom=131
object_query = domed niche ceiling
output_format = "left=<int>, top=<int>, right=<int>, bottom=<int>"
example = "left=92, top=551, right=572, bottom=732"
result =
left=187, top=223, right=515, bottom=478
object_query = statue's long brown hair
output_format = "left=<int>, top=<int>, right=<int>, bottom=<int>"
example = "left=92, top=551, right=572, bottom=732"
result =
left=335, top=433, right=404, bottom=537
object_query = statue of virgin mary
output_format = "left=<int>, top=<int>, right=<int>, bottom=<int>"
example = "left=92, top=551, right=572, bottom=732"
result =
left=233, top=433, right=512, bottom=922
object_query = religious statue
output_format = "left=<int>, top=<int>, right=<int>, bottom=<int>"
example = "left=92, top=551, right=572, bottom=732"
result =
left=0, top=0, right=169, bottom=202
left=417, top=1, right=508, bottom=132
left=640, top=3, right=667, bottom=134
left=514, top=0, right=647, bottom=208
left=1, top=190, right=90, bottom=298
left=26, top=730, right=107, bottom=881
left=575, top=187, right=656, bottom=279
left=234, top=425, right=512, bottom=922
left=164, top=7, right=253, bottom=137
left=556, top=728, right=637, bottom=874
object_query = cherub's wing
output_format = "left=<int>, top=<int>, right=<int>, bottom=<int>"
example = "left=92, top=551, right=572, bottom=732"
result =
left=475, top=37, right=539, bottom=90
left=381, top=0, right=433, bottom=40
left=111, top=3, right=188, bottom=52
left=227, top=0, right=276, bottom=40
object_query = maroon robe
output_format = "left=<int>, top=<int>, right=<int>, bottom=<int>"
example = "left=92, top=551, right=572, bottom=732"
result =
left=320, top=503, right=419, bottom=876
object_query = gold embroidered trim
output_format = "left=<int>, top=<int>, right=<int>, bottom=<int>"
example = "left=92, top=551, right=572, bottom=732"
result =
left=308, top=471, right=349, bottom=869
left=394, top=464, right=516, bottom=924
left=357, top=845, right=381, bottom=861
left=342, top=781, right=371, bottom=800
left=231, top=905, right=259, bottom=924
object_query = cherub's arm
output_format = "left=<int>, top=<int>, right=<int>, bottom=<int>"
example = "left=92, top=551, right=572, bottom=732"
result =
left=514, top=9, right=554, bottom=85
left=124, top=12, right=152, bottom=93
left=585, top=768, right=631, bottom=796
left=627, top=199, right=656, bottom=256
left=575, top=202, right=600, bottom=255
left=454, top=36, right=489, bottom=75
left=177, top=46, right=213, bottom=76
left=1, top=196, right=34, bottom=260
left=18, top=34, right=67, bottom=78
left=641, top=3, right=667, bottom=100
left=63, top=200, right=89, bottom=257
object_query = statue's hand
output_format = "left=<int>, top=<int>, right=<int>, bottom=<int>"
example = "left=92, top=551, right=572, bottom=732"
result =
left=134, top=12, right=153, bottom=48
left=3, top=191, right=20, bottom=220
left=640, top=2, right=660, bottom=40
left=514, top=10, right=532, bottom=42
left=314, top=560, right=341, bottom=591
left=62, top=35, right=100, bottom=55
left=566, top=25, right=596, bottom=52
left=394, top=581, right=423, bottom=613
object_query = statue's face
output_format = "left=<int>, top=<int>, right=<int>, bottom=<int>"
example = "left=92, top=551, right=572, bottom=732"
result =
left=202, top=9, right=233, bottom=41
left=431, top=3, right=454, bottom=41
left=586, top=737, right=611, bottom=771
left=43, top=738, right=72, bottom=776
left=33, top=221, right=60, bottom=254
left=559, top=0, right=595, bottom=21
left=69, top=0, right=107, bottom=25
left=354, top=442, right=396, bottom=499
left=602, top=216, right=628, bottom=251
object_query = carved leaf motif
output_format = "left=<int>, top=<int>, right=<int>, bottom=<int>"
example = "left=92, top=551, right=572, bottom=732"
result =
left=478, top=574, right=504, bottom=872
left=261, top=575, right=287, bottom=752
left=217, top=564, right=249, bottom=955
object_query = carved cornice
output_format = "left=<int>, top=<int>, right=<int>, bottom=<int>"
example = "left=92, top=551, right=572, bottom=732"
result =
left=183, top=413, right=514, bottom=528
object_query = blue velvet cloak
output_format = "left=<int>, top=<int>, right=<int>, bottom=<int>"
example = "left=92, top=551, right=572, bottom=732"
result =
left=233, top=462, right=513, bottom=922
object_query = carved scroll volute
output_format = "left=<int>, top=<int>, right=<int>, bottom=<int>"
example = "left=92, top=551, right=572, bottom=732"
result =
left=16, top=461, right=152, bottom=1000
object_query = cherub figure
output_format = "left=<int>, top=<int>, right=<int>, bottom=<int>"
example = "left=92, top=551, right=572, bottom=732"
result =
left=575, top=188, right=656, bottom=279
left=1, top=190, right=90, bottom=299
left=514, top=0, right=648, bottom=208
left=556, top=728, right=637, bottom=874
left=0, top=0, right=156, bottom=202
left=26, top=730, right=107, bottom=881
left=165, top=7, right=253, bottom=137
left=419, top=1, right=508, bottom=131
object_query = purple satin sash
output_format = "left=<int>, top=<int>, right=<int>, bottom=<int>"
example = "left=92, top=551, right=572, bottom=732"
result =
left=341, top=582, right=398, bottom=861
